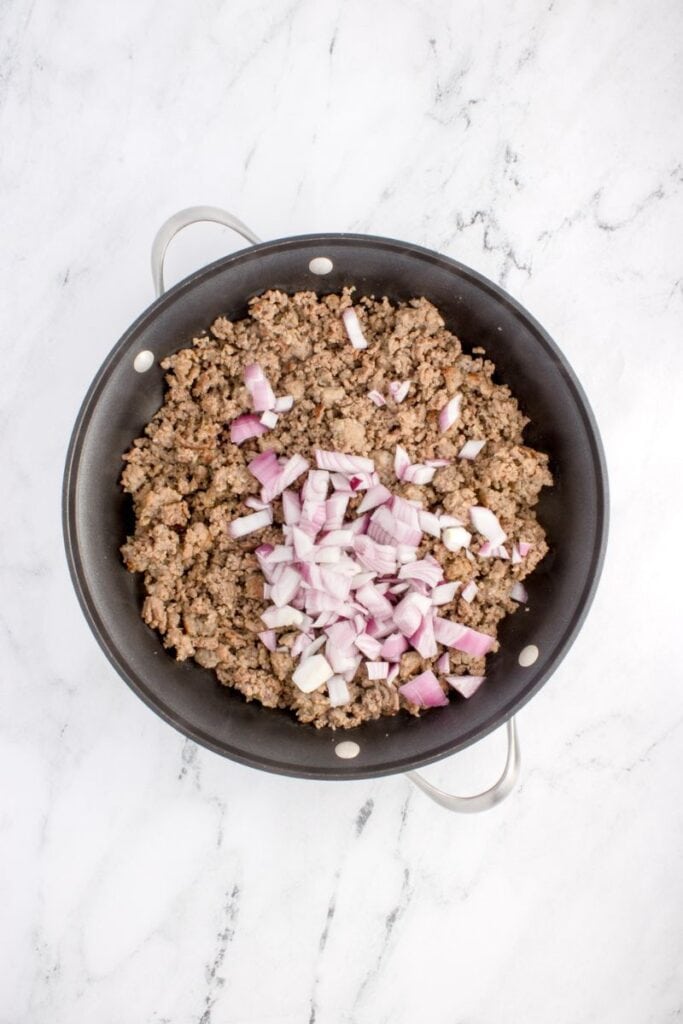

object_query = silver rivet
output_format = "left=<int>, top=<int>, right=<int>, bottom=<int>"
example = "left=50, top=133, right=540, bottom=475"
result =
left=309, top=256, right=334, bottom=275
left=335, top=740, right=360, bottom=759
left=518, top=644, right=539, bottom=667
left=133, top=350, right=154, bottom=373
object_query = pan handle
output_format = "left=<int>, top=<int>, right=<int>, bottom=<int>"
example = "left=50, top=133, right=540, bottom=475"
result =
left=151, top=206, right=261, bottom=297
left=405, top=717, right=520, bottom=812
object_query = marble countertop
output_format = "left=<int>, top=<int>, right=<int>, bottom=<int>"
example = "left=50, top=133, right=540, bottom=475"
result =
left=2, top=0, right=682, bottom=1020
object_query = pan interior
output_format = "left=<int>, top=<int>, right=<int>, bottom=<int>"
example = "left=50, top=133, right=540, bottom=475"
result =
left=63, top=235, right=607, bottom=780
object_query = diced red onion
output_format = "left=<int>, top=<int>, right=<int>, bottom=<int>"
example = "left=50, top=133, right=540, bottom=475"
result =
left=315, top=449, right=374, bottom=474
left=230, top=413, right=268, bottom=445
left=394, top=444, right=411, bottom=480
left=389, top=380, right=411, bottom=404
left=292, top=653, right=334, bottom=692
left=282, top=489, right=301, bottom=525
left=327, top=675, right=351, bottom=706
left=261, top=605, right=306, bottom=629
left=302, top=470, right=329, bottom=502
left=273, top=394, right=294, bottom=413
left=229, top=507, right=273, bottom=539
left=248, top=449, right=279, bottom=484
left=425, top=458, right=450, bottom=468
left=442, top=526, right=471, bottom=552
left=387, top=663, right=400, bottom=684
left=510, top=581, right=528, bottom=603
left=403, top=463, right=436, bottom=485
left=418, top=510, right=441, bottom=537
left=259, top=629, right=278, bottom=652
left=398, top=559, right=444, bottom=589
left=380, top=632, right=410, bottom=661
left=354, top=632, right=383, bottom=660
left=313, top=547, right=342, bottom=564
left=355, top=582, right=393, bottom=619
left=446, top=674, right=486, bottom=698
left=357, top=484, right=392, bottom=515
left=432, top=581, right=459, bottom=606
left=245, top=496, right=270, bottom=511
left=353, top=535, right=398, bottom=575
left=368, top=389, right=386, bottom=406
left=367, top=661, right=389, bottom=680
left=244, top=363, right=276, bottom=412
left=270, top=566, right=301, bottom=608
left=458, top=440, right=485, bottom=460
left=469, top=506, right=506, bottom=546
left=260, top=410, right=279, bottom=429
left=342, top=306, right=369, bottom=349
left=518, top=541, right=532, bottom=557
left=393, top=591, right=432, bottom=637
left=439, top=394, right=462, bottom=433
left=460, top=580, right=478, bottom=603
left=346, top=514, right=370, bottom=536
left=399, top=670, right=448, bottom=708
left=439, top=514, right=464, bottom=528
left=433, top=617, right=495, bottom=656
left=262, top=454, right=309, bottom=502
left=324, top=493, right=349, bottom=530
left=409, top=614, right=438, bottom=658
left=436, top=651, right=450, bottom=674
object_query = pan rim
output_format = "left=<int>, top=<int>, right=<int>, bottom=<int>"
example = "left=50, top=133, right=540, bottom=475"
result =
left=62, top=232, right=609, bottom=780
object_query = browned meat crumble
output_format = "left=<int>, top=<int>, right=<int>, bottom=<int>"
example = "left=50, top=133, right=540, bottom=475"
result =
left=121, top=289, right=552, bottom=728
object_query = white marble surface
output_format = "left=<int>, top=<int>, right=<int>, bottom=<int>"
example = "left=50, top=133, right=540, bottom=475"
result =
left=1, top=0, right=682, bottom=1020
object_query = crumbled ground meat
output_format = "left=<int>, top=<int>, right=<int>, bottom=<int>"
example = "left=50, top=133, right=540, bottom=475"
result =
left=121, top=289, right=552, bottom=728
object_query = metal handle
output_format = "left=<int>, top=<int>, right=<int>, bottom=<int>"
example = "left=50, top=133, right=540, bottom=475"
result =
left=406, top=717, right=520, bottom=812
left=151, top=205, right=261, bottom=297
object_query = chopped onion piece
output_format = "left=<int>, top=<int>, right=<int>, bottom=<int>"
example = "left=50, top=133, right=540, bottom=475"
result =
left=355, top=582, right=393, bottom=619
left=389, top=380, right=411, bottom=403
left=394, top=444, right=411, bottom=480
left=518, top=541, right=532, bottom=557
left=510, top=581, right=528, bottom=603
left=460, top=580, right=478, bottom=603
left=393, top=591, right=432, bottom=637
left=403, top=463, right=436, bottom=485
left=315, top=449, right=374, bottom=474
left=442, top=526, right=471, bottom=552
left=342, top=306, right=369, bottom=349
left=367, top=661, right=389, bottom=680
left=282, top=489, right=301, bottom=525
left=469, top=506, right=507, bottom=546
left=439, top=394, right=462, bottom=432
left=409, top=614, right=438, bottom=658
left=270, top=566, right=301, bottom=608
left=418, top=510, right=441, bottom=538
left=399, top=670, right=449, bottom=708
left=230, top=413, right=268, bottom=445
left=261, top=605, right=306, bottom=629
left=262, top=454, right=309, bottom=502
left=260, top=410, right=279, bottom=429
left=244, top=363, right=276, bottom=412
left=327, top=675, right=351, bottom=706
left=259, top=630, right=278, bottom=652
left=353, top=535, right=398, bottom=575
left=433, top=617, right=495, bottom=656
left=368, top=389, right=386, bottom=406
left=229, top=507, right=273, bottom=539
left=459, top=440, right=485, bottom=460
left=436, top=652, right=450, bottom=674
left=245, top=496, right=270, bottom=511
left=248, top=449, right=279, bottom=484
left=357, top=484, right=392, bottom=515
left=324, top=493, right=349, bottom=530
left=432, top=581, right=459, bottom=606
left=439, top=514, right=464, bottom=528
left=446, top=674, right=486, bottom=699
left=273, top=394, right=294, bottom=413
left=380, top=632, right=410, bottom=661
left=398, top=559, right=444, bottom=589
left=292, top=653, right=334, bottom=693
left=354, top=632, right=383, bottom=660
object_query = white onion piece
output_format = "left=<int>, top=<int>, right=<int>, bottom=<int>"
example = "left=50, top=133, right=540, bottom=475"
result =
left=418, top=510, right=441, bottom=538
left=300, top=634, right=327, bottom=661
left=313, top=547, right=342, bottom=564
left=282, top=489, right=301, bottom=525
left=458, top=440, right=485, bottom=460
left=260, top=410, right=279, bottom=429
left=446, top=674, right=486, bottom=699
left=432, top=581, right=459, bottom=606
left=389, top=380, right=411, bottom=404
left=460, top=580, right=478, bottom=603
left=442, top=526, right=471, bottom=552
left=273, top=394, right=294, bottom=412
left=439, top=514, right=464, bottom=528
left=438, top=394, right=461, bottom=432
left=510, top=581, right=528, bottom=603
left=261, top=605, right=306, bottom=629
left=342, top=306, right=369, bottom=349
left=403, top=463, right=436, bottom=485
left=292, top=653, right=334, bottom=692
left=511, top=544, right=522, bottom=565
left=315, top=449, right=375, bottom=474
left=229, top=507, right=273, bottom=539
left=394, top=444, right=411, bottom=480
left=469, top=506, right=506, bottom=546
left=259, top=630, right=278, bottom=652
left=367, top=661, right=389, bottom=680
left=244, top=363, right=276, bottom=412
left=327, top=675, right=351, bottom=706
left=318, top=529, right=354, bottom=548
left=245, top=496, right=270, bottom=511
left=368, top=389, right=386, bottom=407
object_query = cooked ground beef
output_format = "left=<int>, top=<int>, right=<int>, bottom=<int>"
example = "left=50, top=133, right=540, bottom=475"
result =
left=121, top=289, right=552, bottom=728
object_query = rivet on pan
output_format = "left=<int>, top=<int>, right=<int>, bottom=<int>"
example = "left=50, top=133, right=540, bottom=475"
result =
left=133, top=350, right=154, bottom=373
left=518, top=644, right=539, bottom=667
left=335, top=740, right=360, bottom=759
left=309, top=256, right=334, bottom=275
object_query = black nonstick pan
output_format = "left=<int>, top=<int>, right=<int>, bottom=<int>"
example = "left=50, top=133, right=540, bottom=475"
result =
left=62, top=207, right=608, bottom=810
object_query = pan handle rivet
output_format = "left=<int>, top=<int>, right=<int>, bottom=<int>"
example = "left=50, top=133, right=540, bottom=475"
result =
left=309, top=257, right=333, bottom=275
left=518, top=644, right=539, bottom=667
left=133, top=350, right=154, bottom=373
left=335, top=740, right=360, bottom=759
